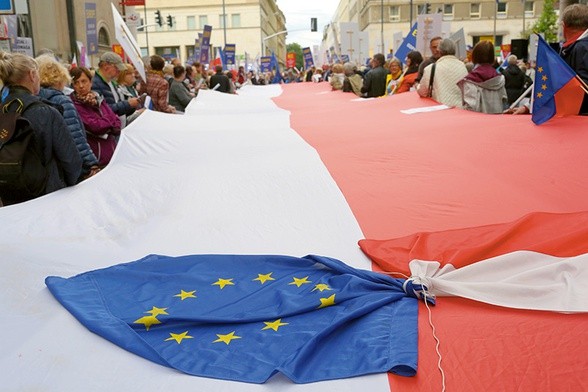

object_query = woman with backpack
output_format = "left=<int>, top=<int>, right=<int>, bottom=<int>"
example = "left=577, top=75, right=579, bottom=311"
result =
left=0, top=52, right=81, bottom=206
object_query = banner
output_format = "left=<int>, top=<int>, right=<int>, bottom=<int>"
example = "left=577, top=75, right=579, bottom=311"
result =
left=286, top=52, right=296, bottom=68
left=341, top=54, right=350, bottom=63
left=302, top=47, right=314, bottom=69
left=395, top=23, right=417, bottom=65
left=12, top=36, right=32, bottom=56
left=416, top=14, right=442, bottom=58
left=260, top=56, right=272, bottom=73
left=224, top=43, right=236, bottom=66
left=199, top=25, right=212, bottom=64
left=85, top=2, right=98, bottom=55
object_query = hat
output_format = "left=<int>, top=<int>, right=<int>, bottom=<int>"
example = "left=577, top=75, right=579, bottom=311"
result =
left=100, top=51, right=126, bottom=71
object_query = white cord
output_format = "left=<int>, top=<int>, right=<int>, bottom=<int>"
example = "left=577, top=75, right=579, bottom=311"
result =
left=380, top=270, right=447, bottom=391
left=422, top=289, right=446, bottom=392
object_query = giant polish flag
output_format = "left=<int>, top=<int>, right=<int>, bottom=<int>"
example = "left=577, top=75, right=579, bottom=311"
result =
left=2, top=83, right=588, bottom=391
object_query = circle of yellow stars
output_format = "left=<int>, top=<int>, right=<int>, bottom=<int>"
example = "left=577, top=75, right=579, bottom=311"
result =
left=132, top=272, right=338, bottom=346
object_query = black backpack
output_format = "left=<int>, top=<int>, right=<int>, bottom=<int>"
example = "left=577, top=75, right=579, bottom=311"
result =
left=0, top=98, right=48, bottom=204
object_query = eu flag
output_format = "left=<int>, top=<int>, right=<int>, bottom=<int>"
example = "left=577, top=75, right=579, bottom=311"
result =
left=532, top=34, right=584, bottom=125
left=46, top=254, right=418, bottom=384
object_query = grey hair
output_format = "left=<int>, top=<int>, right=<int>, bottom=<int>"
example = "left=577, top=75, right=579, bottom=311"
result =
left=438, top=38, right=456, bottom=56
left=343, top=61, right=357, bottom=76
left=508, top=54, right=518, bottom=65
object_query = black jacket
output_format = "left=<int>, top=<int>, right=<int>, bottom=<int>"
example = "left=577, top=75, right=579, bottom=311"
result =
left=3, top=86, right=82, bottom=197
left=561, top=36, right=588, bottom=114
left=209, top=72, right=231, bottom=93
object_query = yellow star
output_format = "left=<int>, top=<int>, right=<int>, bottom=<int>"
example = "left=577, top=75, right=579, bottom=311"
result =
left=537, top=92, right=543, bottom=99
left=542, top=74, right=548, bottom=81
left=134, top=315, right=161, bottom=331
left=288, top=276, right=311, bottom=288
left=538, top=66, right=543, bottom=73
left=212, top=278, right=234, bottom=289
left=542, top=84, right=547, bottom=90
left=165, top=331, right=194, bottom=344
left=213, top=331, right=241, bottom=345
left=253, top=273, right=275, bottom=284
left=174, top=290, right=197, bottom=300
left=145, top=306, right=168, bottom=316
left=262, top=319, right=289, bottom=332
left=312, top=283, right=332, bottom=292
left=318, top=294, right=336, bottom=309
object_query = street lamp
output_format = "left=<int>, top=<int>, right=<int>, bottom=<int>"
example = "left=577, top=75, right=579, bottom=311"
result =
left=222, top=0, right=227, bottom=47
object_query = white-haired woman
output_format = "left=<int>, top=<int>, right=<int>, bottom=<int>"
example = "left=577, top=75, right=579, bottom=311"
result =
left=37, top=55, right=99, bottom=179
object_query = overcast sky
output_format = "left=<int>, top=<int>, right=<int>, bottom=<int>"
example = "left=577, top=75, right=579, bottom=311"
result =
left=276, top=0, right=340, bottom=49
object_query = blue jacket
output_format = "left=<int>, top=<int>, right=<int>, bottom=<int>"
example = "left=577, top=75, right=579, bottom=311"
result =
left=39, top=87, right=98, bottom=171
left=92, top=71, right=135, bottom=117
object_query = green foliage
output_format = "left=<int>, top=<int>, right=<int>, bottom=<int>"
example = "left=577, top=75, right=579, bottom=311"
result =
left=286, top=42, right=304, bottom=70
left=532, top=0, right=558, bottom=42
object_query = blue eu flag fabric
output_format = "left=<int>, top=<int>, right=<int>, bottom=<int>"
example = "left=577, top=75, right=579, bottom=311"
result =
left=270, top=52, right=283, bottom=84
left=46, top=254, right=418, bottom=384
left=532, top=34, right=580, bottom=125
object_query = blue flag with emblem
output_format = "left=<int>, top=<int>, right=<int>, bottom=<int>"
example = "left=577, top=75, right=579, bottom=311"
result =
left=532, top=34, right=585, bottom=125
left=46, top=254, right=419, bottom=384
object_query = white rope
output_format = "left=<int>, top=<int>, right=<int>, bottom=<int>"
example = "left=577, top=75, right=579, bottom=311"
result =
left=381, top=270, right=446, bottom=391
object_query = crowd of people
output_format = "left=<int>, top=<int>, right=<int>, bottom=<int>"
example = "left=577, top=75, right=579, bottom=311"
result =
left=0, top=4, right=586, bottom=207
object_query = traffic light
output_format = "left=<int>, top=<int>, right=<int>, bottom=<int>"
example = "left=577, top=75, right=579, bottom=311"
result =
left=310, top=17, right=317, bottom=32
left=166, top=15, right=173, bottom=28
left=155, top=10, right=162, bottom=27
left=425, top=3, right=431, bottom=14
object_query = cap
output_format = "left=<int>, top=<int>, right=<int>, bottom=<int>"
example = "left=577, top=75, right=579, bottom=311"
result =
left=100, top=52, right=126, bottom=71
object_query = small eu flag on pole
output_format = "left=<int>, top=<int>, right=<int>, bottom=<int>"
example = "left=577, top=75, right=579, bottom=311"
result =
left=46, top=254, right=419, bottom=384
left=531, top=34, right=585, bottom=125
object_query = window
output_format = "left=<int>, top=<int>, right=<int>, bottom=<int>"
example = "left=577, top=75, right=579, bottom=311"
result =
left=497, top=2, right=507, bottom=18
left=524, top=1, right=535, bottom=17
left=470, top=3, right=480, bottom=18
left=187, top=16, right=196, bottom=30
left=443, top=4, right=454, bottom=20
left=98, top=27, right=109, bottom=46
left=417, top=4, right=427, bottom=14
left=199, top=15, right=208, bottom=28
left=219, top=14, right=226, bottom=28
left=389, top=5, right=400, bottom=21
left=231, top=14, right=241, bottom=28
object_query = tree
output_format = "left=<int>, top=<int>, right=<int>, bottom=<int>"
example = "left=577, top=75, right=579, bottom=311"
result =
left=286, top=42, right=304, bottom=70
left=532, top=0, right=558, bottom=42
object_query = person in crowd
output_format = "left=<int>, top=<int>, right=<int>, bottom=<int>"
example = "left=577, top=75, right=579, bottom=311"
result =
left=385, top=57, right=403, bottom=95
left=184, top=64, right=195, bottom=91
left=500, top=55, right=527, bottom=106
left=416, top=36, right=442, bottom=83
left=116, top=63, right=144, bottom=125
left=417, top=38, right=468, bottom=107
left=312, top=68, right=323, bottom=82
left=305, top=66, right=314, bottom=82
left=393, top=50, right=423, bottom=94
left=237, top=66, right=246, bottom=87
left=457, top=40, right=507, bottom=113
left=169, top=65, right=194, bottom=113
left=560, top=3, right=588, bottom=114
left=36, top=55, right=99, bottom=179
left=329, top=63, right=345, bottom=90
left=209, top=65, right=231, bottom=93
left=92, top=51, right=140, bottom=127
left=361, top=53, right=388, bottom=98
left=192, top=62, right=205, bottom=88
left=0, top=52, right=81, bottom=205
left=70, top=67, right=121, bottom=167
left=342, top=62, right=363, bottom=96
left=139, top=55, right=175, bottom=113
left=163, top=64, right=174, bottom=85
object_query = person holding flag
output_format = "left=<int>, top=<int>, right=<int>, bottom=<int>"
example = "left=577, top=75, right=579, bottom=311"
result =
left=560, top=3, right=588, bottom=114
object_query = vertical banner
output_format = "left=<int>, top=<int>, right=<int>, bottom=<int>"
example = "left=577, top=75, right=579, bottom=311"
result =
left=416, top=14, right=442, bottom=59
left=76, top=41, right=88, bottom=67
left=302, top=47, right=314, bottom=69
left=260, top=56, right=271, bottom=73
left=450, top=28, right=467, bottom=60
left=286, top=52, right=296, bottom=68
left=395, top=23, right=418, bottom=64
left=199, top=25, right=212, bottom=64
left=85, top=2, right=98, bottom=55
left=224, top=43, right=236, bottom=66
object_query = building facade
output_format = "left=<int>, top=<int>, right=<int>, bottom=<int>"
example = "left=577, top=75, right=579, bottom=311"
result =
left=134, top=0, right=286, bottom=67
left=323, top=0, right=559, bottom=63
